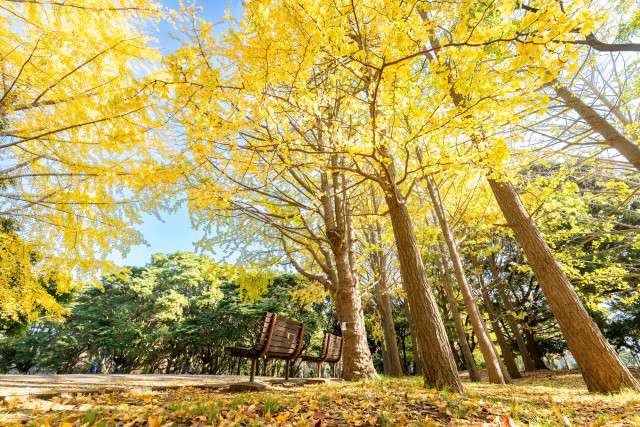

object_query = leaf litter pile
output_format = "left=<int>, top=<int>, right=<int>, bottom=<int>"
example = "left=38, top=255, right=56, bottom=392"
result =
left=2, top=371, right=639, bottom=426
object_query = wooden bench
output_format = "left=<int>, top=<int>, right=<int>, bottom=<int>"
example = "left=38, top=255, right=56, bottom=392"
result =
left=302, top=333, right=343, bottom=378
left=325, top=334, right=343, bottom=377
left=301, top=332, right=331, bottom=377
left=225, top=312, right=305, bottom=382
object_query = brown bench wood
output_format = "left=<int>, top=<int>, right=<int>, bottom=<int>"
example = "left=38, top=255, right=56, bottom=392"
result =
left=302, top=333, right=343, bottom=378
left=265, top=315, right=305, bottom=380
left=225, top=312, right=305, bottom=382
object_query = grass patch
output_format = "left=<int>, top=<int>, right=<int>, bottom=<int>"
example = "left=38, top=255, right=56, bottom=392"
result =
left=229, top=394, right=248, bottom=410
left=262, top=397, right=279, bottom=415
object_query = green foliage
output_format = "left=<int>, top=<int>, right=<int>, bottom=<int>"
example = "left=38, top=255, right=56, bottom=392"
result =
left=0, top=252, right=329, bottom=374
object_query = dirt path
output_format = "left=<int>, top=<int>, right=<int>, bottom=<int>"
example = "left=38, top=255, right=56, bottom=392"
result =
left=0, top=374, right=253, bottom=398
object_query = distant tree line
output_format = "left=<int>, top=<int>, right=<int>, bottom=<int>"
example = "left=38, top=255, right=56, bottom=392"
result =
left=3, top=252, right=638, bottom=378
left=0, top=253, right=333, bottom=376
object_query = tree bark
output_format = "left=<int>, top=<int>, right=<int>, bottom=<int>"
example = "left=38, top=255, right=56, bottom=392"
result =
left=436, top=253, right=481, bottom=382
left=320, top=167, right=378, bottom=380
left=366, top=198, right=404, bottom=377
left=523, top=325, right=549, bottom=370
left=385, top=197, right=461, bottom=391
left=332, top=266, right=378, bottom=380
left=481, top=291, right=522, bottom=379
left=488, top=177, right=640, bottom=392
left=428, top=176, right=510, bottom=385
left=488, top=255, right=537, bottom=372
left=377, top=147, right=461, bottom=390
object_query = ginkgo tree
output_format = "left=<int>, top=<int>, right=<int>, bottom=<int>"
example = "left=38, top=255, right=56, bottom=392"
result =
left=167, top=29, right=379, bottom=377
left=0, top=0, right=175, bottom=328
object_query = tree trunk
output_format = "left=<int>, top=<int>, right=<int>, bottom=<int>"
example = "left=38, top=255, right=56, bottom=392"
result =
left=383, top=188, right=462, bottom=390
left=333, top=283, right=378, bottom=380
left=472, top=256, right=522, bottom=379
left=552, top=80, right=640, bottom=171
left=375, top=292, right=404, bottom=377
left=320, top=167, right=378, bottom=380
left=405, top=302, right=423, bottom=375
left=375, top=144, right=461, bottom=390
left=523, top=326, right=549, bottom=370
left=482, top=291, right=522, bottom=379
left=428, top=177, right=510, bottom=385
left=436, top=253, right=480, bottom=382
left=385, top=203, right=462, bottom=387
left=477, top=312, right=513, bottom=380
left=488, top=255, right=537, bottom=372
left=380, top=343, right=389, bottom=375
left=449, top=340, right=464, bottom=370
left=488, top=177, right=640, bottom=393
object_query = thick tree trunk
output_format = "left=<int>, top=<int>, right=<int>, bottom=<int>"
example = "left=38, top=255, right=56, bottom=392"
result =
left=488, top=178, right=640, bottom=392
left=436, top=254, right=481, bottom=382
left=405, top=302, right=423, bottom=375
left=333, top=279, right=378, bottom=380
left=488, top=256, right=537, bottom=372
left=482, top=292, right=522, bottom=379
left=377, top=146, right=461, bottom=391
left=386, top=199, right=461, bottom=390
left=320, top=167, right=378, bottom=380
left=428, top=177, right=510, bottom=385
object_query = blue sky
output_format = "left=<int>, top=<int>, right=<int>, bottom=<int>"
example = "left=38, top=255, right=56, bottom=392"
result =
left=109, top=0, right=244, bottom=268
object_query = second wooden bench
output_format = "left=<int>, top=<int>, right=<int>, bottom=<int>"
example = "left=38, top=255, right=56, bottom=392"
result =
left=225, top=312, right=305, bottom=382
left=302, top=332, right=343, bottom=378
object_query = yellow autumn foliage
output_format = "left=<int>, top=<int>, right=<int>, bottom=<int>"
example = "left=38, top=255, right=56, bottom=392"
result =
left=0, top=0, right=176, bottom=325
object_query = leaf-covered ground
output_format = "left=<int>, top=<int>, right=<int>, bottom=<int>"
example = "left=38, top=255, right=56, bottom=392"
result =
left=1, top=370, right=639, bottom=426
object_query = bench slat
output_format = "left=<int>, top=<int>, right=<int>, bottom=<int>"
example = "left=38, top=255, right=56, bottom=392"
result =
left=271, top=323, right=303, bottom=334
left=326, top=335, right=343, bottom=363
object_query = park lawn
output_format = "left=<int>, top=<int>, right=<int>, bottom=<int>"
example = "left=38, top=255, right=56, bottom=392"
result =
left=1, top=370, right=639, bottom=426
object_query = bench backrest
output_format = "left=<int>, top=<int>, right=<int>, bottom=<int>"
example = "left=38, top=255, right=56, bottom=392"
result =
left=326, top=334, right=343, bottom=363
left=265, top=315, right=305, bottom=360
left=318, top=332, right=332, bottom=361
left=253, top=312, right=278, bottom=356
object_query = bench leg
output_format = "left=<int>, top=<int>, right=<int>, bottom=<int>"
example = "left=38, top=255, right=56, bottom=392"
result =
left=250, top=359, right=257, bottom=383
left=317, top=362, right=322, bottom=378
left=285, top=360, right=290, bottom=380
